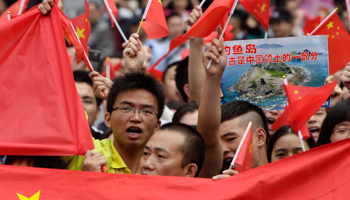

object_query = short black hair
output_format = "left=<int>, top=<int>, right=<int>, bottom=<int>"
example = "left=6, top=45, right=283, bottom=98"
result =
left=317, top=99, right=350, bottom=146
left=107, top=72, right=165, bottom=120
left=175, top=57, right=189, bottom=102
left=221, top=101, right=269, bottom=145
left=162, top=61, right=180, bottom=83
left=267, top=125, right=315, bottom=162
left=5, top=156, right=67, bottom=169
left=73, top=70, right=102, bottom=107
left=172, top=102, right=199, bottom=123
left=158, top=123, right=205, bottom=177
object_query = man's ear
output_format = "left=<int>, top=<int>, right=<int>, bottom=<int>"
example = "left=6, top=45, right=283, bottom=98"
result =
left=184, top=163, right=198, bottom=177
left=183, top=83, right=190, bottom=101
left=256, top=127, right=267, bottom=148
left=104, top=112, right=112, bottom=128
left=154, top=120, right=161, bottom=133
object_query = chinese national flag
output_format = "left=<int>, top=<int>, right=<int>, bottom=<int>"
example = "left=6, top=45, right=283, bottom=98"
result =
left=103, top=0, right=118, bottom=27
left=272, top=80, right=336, bottom=139
left=310, top=10, right=350, bottom=74
left=233, top=122, right=253, bottom=172
left=101, top=57, right=121, bottom=80
left=0, top=0, right=30, bottom=23
left=141, top=0, right=169, bottom=39
left=185, top=0, right=236, bottom=38
left=71, top=0, right=91, bottom=63
left=0, top=4, right=93, bottom=155
left=303, top=16, right=321, bottom=35
left=239, top=0, right=270, bottom=31
left=2, top=138, right=350, bottom=199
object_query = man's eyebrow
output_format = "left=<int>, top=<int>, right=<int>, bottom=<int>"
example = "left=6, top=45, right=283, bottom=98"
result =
left=144, top=146, right=150, bottom=150
left=119, top=101, right=134, bottom=106
left=119, top=101, right=155, bottom=109
left=221, top=132, right=238, bottom=138
left=155, top=147, right=169, bottom=153
left=82, top=96, right=94, bottom=99
left=274, top=148, right=286, bottom=152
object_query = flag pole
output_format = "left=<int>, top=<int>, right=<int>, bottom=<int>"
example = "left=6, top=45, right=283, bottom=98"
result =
left=229, top=122, right=252, bottom=169
left=309, top=8, right=338, bottom=35
left=17, top=0, right=26, bottom=15
left=7, top=11, right=10, bottom=21
left=102, top=0, right=128, bottom=42
left=136, top=18, right=144, bottom=35
left=199, top=0, right=207, bottom=8
left=206, top=0, right=238, bottom=69
left=264, top=30, right=267, bottom=39
left=298, top=130, right=306, bottom=152
left=346, top=0, right=350, bottom=30
left=106, top=57, right=111, bottom=80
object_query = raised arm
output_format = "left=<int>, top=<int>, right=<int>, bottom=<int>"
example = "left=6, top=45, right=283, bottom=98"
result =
left=185, top=5, right=205, bottom=102
left=197, top=27, right=226, bottom=178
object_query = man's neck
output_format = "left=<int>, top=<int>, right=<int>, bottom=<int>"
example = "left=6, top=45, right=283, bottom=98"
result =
left=113, top=141, right=143, bottom=174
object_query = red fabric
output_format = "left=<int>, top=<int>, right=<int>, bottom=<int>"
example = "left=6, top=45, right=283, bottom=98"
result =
left=148, top=35, right=188, bottom=71
left=234, top=123, right=253, bottom=172
left=104, top=0, right=118, bottom=27
left=101, top=58, right=119, bottom=80
left=239, top=0, right=270, bottom=31
left=310, top=11, right=350, bottom=74
left=147, top=68, right=163, bottom=82
left=287, top=81, right=336, bottom=131
left=142, top=0, right=169, bottom=39
left=272, top=81, right=336, bottom=139
left=185, top=0, right=236, bottom=38
left=71, top=0, right=90, bottom=63
left=2, top=138, right=350, bottom=199
left=0, top=0, right=30, bottom=23
left=0, top=5, right=93, bottom=155
left=303, top=16, right=321, bottom=35
left=221, top=12, right=234, bottom=41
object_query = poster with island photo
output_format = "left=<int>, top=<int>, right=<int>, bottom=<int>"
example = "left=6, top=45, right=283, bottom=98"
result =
left=221, top=35, right=330, bottom=110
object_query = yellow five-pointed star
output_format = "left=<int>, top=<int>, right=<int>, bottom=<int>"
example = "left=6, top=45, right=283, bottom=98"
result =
left=260, top=3, right=266, bottom=13
left=249, top=143, right=253, bottom=154
left=85, top=18, right=88, bottom=22
left=17, top=190, right=41, bottom=200
left=326, top=21, right=334, bottom=29
left=76, top=27, right=86, bottom=39
left=294, top=90, right=299, bottom=95
left=158, top=0, right=162, bottom=4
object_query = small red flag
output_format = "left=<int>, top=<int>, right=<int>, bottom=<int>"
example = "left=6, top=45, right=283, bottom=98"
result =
left=103, top=0, right=118, bottom=27
left=147, top=67, right=163, bottom=82
left=185, top=0, right=236, bottom=38
left=232, top=122, right=253, bottom=172
left=71, top=0, right=91, bottom=63
left=303, top=16, right=322, bottom=35
left=141, top=0, right=169, bottom=39
left=310, top=10, right=350, bottom=74
left=272, top=80, right=336, bottom=139
left=239, top=0, right=270, bottom=31
left=0, top=0, right=30, bottom=23
left=0, top=5, right=93, bottom=155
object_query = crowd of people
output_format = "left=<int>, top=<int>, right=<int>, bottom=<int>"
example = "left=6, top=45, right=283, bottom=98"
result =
left=1, top=0, right=350, bottom=184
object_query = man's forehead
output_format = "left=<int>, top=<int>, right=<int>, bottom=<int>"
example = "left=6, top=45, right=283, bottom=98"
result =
left=219, top=118, right=246, bottom=136
left=114, top=89, right=158, bottom=107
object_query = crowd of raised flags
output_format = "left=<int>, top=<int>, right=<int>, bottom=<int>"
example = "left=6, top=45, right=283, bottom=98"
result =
left=1, top=0, right=350, bottom=199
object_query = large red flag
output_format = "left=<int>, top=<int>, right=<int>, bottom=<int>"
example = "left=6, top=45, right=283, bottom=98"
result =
left=0, top=0, right=30, bottom=23
left=141, top=0, right=169, bottom=39
left=2, top=138, right=350, bottom=199
left=239, top=0, right=270, bottom=31
left=303, top=16, right=322, bottom=35
left=310, top=10, right=350, bottom=74
left=103, top=0, right=118, bottom=27
left=232, top=122, right=253, bottom=172
left=70, top=0, right=91, bottom=63
left=0, top=4, right=94, bottom=155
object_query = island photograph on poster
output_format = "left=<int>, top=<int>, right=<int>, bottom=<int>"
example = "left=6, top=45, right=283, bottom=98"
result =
left=221, top=35, right=329, bottom=110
